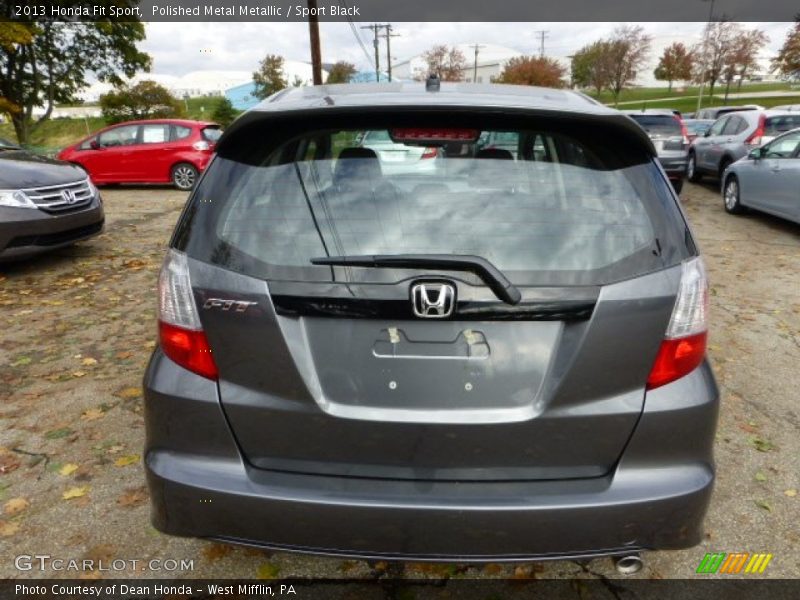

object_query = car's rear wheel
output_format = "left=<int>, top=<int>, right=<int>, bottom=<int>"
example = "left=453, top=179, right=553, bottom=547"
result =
left=687, top=153, right=702, bottom=182
left=723, top=175, right=746, bottom=215
left=671, top=178, right=683, bottom=195
left=171, top=163, right=198, bottom=191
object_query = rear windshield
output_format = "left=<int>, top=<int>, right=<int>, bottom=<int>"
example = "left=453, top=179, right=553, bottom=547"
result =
left=202, top=126, right=223, bottom=142
left=175, top=124, right=691, bottom=286
left=765, top=115, right=800, bottom=136
left=627, top=115, right=681, bottom=136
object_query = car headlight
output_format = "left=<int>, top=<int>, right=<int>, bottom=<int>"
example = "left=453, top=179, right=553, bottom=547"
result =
left=0, top=190, right=36, bottom=209
left=87, top=179, right=99, bottom=197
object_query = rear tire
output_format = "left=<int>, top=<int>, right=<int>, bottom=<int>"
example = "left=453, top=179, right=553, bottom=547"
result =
left=671, top=178, right=683, bottom=195
left=171, top=163, right=198, bottom=191
left=687, top=153, right=702, bottom=183
left=723, top=175, right=746, bottom=215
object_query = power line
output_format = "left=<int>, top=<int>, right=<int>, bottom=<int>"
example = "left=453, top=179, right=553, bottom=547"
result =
left=338, top=0, right=373, bottom=68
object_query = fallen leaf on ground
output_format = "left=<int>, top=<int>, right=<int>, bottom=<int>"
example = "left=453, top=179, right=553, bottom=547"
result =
left=81, top=357, right=98, bottom=366
left=81, top=409, right=105, bottom=421
left=71, top=371, right=86, bottom=378
left=45, top=427, right=74, bottom=440
left=114, top=387, right=141, bottom=399
left=3, top=497, right=30, bottom=515
left=115, top=351, right=133, bottom=360
left=62, top=486, right=90, bottom=500
left=114, top=454, right=140, bottom=467
left=10, top=357, right=31, bottom=367
left=0, top=520, right=20, bottom=536
left=117, top=486, right=148, bottom=507
left=59, top=463, right=79, bottom=476
left=785, top=489, right=797, bottom=498
left=754, top=472, right=768, bottom=482
left=256, top=562, right=280, bottom=579
left=754, top=499, right=772, bottom=512
left=0, top=455, right=20, bottom=474
left=202, top=542, right=233, bottom=561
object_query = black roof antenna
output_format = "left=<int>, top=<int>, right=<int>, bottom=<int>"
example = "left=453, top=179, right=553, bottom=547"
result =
left=426, top=73, right=441, bottom=92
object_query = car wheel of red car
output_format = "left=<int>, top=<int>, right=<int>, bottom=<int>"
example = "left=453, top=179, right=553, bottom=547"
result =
left=171, top=163, right=198, bottom=191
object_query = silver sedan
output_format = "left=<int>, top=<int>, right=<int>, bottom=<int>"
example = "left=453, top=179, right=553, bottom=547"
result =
left=721, top=128, right=800, bottom=225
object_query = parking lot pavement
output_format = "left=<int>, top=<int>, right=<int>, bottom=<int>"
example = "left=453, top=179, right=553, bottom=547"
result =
left=0, top=183, right=798, bottom=580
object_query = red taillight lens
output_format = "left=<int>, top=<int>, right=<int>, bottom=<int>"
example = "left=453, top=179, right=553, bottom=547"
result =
left=421, top=147, right=438, bottom=159
left=192, top=140, right=211, bottom=151
left=646, top=332, right=707, bottom=390
left=159, top=321, right=218, bottom=380
left=674, top=115, right=690, bottom=146
left=745, top=114, right=765, bottom=147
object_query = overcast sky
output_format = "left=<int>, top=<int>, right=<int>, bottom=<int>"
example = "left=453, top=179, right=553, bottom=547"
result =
left=139, top=21, right=794, bottom=79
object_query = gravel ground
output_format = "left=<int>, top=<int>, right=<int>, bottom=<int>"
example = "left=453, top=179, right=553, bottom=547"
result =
left=0, top=182, right=798, bottom=580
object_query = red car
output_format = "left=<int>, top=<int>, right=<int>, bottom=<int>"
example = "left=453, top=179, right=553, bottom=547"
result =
left=58, top=119, right=221, bottom=190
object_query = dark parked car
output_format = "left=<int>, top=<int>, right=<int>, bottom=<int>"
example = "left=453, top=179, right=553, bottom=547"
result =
left=144, top=82, right=718, bottom=568
left=721, top=127, right=800, bottom=224
left=58, top=119, right=221, bottom=190
left=622, top=109, right=689, bottom=193
left=0, top=142, right=104, bottom=262
left=688, top=110, right=800, bottom=182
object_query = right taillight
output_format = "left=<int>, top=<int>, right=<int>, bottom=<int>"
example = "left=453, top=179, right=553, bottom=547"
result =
left=157, top=249, right=218, bottom=380
left=647, top=257, right=709, bottom=390
left=421, top=147, right=438, bottom=159
left=744, top=114, right=765, bottom=147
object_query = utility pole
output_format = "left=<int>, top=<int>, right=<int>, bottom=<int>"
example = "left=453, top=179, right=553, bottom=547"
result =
left=307, top=0, right=322, bottom=85
left=361, top=24, right=381, bottom=82
left=470, top=43, right=485, bottom=82
left=380, top=24, right=400, bottom=82
left=695, top=0, right=717, bottom=114
left=534, top=30, right=549, bottom=58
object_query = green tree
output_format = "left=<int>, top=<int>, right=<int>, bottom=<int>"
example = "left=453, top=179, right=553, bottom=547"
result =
left=571, top=41, right=613, bottom=96
left=772, top=18, right=800, bottom=78
left=494, top=56, right=566, bottom=88
left=211, top=97, right=238, bottom=127
left=253, top=54, right=287, bottom=99
left=326, top=61, right=357, bottom=84
left=654, top=43, right=694, bottom=92
left=100, top=80, right=183, bottom=124
left=0, top=6, right=150, bottom=144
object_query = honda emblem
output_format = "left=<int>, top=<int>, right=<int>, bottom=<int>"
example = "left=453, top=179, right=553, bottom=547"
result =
left=411, top=282, right=456, bottom=318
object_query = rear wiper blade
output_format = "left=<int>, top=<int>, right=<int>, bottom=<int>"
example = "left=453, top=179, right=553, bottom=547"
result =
left=310, top=254, right=522, bottom=305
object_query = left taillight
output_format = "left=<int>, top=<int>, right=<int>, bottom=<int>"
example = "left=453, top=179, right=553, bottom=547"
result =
left=421, top=147, right=438, bottom=159
left=646, top=257, right=709, bottom=390
left=673, top=115, right=690, bottom=146
left=157, top=249, right=218, bottom=380
left=745, top=114, right=765, bottom=147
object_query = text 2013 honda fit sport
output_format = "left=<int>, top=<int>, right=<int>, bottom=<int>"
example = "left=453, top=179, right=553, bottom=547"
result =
left=144, top=82, right=719, bottom=563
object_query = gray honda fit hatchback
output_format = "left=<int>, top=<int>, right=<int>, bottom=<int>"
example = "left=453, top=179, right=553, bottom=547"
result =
left=144, top=81, right=719, bottom=564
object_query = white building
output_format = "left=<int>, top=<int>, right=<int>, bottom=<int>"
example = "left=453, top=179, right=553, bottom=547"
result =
left=77, top=70, right=254, bottom=103
left=392, top=43, right=525, bottom=83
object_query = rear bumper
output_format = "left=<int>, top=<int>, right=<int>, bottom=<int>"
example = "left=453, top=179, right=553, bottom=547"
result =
left=144, top=352, right=719, bottom=561
left=659, top=157, right=688, bottom=180
left=0, top=200, right=104, bottom=262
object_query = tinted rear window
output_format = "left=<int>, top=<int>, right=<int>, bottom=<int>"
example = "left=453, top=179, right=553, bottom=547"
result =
left=628, top=115, right=681, bottom=136
left=202, top=126, right=223, bottom=142
left=175, top=123, right=691, bottom=286
left=765, top=115, right=800, bottom=136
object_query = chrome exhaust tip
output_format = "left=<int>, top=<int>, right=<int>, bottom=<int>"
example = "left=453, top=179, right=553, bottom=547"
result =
left=614, top=553, right=643, bottom=575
